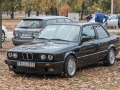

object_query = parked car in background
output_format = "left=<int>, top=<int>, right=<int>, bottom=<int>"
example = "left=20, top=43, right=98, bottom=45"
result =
left=5, top=23, right=120, bottom=77
left=87, top=14, right=95, bottom=22
left=106, top=14, right=120, bottom=28
left=12, top=16, right=73, bottom=46
left=2, top=25, right=8, bottom=42
left=88, top=14, right=108, bottom=28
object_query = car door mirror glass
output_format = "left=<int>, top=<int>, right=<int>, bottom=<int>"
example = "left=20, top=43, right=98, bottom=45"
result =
left=81, top=36, right=91, bottom=43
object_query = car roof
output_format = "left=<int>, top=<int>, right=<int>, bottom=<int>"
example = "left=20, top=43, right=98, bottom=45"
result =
left=23, top=16, right=69, bottom=20
left=48, top=22, right=100, bottom=26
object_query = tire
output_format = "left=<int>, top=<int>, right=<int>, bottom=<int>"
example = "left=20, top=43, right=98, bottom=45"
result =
left=64, top=56, right=76, bottom=77
left=2, top=31, right=5, bottom=42
left=103, top=48, right=116, bottom=66
left=118, top=20, right=120, bottom=28
left=13, top=71, right=23, bottom=74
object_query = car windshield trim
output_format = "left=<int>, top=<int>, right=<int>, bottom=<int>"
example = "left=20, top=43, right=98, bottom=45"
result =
left=50, top=38, right=74, bottom=42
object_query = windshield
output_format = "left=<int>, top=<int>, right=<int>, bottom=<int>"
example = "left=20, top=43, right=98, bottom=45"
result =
left=37, top=25, right=80, bottom=42
left=18, top=19, right=42, bottom=28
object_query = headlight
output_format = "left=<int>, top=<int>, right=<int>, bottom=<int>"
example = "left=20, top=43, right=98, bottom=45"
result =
left=13, top=53, right=18, bottom=58
left=48, top=55, right=53, bottom=61
left=8, top=53, right=13, bottom=58
left=40, top=55, right=46, bottom=60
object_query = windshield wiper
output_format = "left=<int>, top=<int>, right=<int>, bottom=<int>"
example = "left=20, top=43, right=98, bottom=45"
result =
left=37, top=38, right=49, bottom=40
left=19, top=26, right=29, bottom=28
left=50, top=39, right=72, bottom=42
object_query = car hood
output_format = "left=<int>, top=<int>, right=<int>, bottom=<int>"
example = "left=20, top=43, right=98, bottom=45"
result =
left=9, top=41, right=77, bottom=54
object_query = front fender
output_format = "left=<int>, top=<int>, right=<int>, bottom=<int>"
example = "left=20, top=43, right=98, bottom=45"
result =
left=108, top=44, right=115, bottom=50
left=64, top=51, right=77, bottom=60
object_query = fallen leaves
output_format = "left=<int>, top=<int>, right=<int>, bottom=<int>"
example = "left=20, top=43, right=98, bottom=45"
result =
left=1, top=41, right=120, bottom=90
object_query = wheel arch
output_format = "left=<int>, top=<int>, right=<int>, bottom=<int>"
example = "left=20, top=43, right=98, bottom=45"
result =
left=2, top=30, right=5, bottom=33
left=64, top=51, right=77, bottom=61
left=108, top=44, right=116, bottom=51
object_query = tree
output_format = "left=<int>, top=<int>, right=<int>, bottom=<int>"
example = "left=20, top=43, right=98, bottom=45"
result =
left=48, top=0, right=58, bottom=15
left=9, top=0, right=15, bottom=19
left=59, top=2, right=71, bottom=16
left=39, top=0, right=50, bottom=14
left=2, top=0, right=22, bottom=19
left=87, top=0, right=111, bottom=14
left=32, top=0, right=41, bottom=16
left=113, top=0, right=120, bottom=13
left=81, top=0, right=86, bottom=19
left=21, top=0, right=34, bottom=17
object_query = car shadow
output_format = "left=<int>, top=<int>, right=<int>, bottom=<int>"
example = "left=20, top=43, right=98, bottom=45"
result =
left=81, top=57, right=120, bottom=69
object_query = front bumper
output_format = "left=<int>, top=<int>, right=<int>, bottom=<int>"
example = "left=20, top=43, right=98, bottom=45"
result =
left=5, top=59, right=64, bottom=74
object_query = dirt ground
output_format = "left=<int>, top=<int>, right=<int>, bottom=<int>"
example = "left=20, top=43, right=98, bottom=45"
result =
left=1, top=19, right=120, bottom=90
left=2, top=20, right=20, bottom=31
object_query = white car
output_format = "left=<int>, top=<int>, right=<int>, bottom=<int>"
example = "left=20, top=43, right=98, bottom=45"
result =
left=106, top=14, right=119, bottom=28
left=2, top=25, right=8, bottom=42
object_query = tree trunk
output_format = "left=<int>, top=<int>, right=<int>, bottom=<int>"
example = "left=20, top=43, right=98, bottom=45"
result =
left=50, top=7, right=58, bottom=15
left=81, top=1, right=85, bottom=19
left=36, top=11, right=39, bottom=16
left=81, top=10, right=84, bottom=20
left=0, top=0, right=2, bottom=48
left=28, top=10, right=31, bottom=17
left=10, top=6, right=14, bottom=19
left=7, top=11, right=9, bottom=16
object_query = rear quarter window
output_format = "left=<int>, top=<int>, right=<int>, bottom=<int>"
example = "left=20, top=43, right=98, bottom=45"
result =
left=46, top=19, right=57, bottom=25
left=95, top=24, right=109, bottom=39
left=65, top=19, right=73, bottom=23
left=57, top=19, right=65, bottom=23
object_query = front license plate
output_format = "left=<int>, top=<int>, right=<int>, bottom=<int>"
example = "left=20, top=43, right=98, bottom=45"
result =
left=17, top=62, right=35, bottom=67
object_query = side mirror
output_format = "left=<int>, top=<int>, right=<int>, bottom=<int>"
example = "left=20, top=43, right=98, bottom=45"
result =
left=81, top=36, right=91, bottom=43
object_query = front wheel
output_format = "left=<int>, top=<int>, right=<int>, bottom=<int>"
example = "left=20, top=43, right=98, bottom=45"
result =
left=64, top=56, right=76, bottom=77
left=103, top=48, right=116, bottom=66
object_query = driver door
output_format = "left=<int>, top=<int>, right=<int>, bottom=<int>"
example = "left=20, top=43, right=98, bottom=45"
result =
left=80, top=25, right=99, bottom=66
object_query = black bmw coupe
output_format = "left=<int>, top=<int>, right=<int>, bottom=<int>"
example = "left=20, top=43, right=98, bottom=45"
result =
left=5, top=23, right=120, bottom=77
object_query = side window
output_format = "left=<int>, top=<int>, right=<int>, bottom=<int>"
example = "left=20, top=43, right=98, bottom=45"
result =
left=95, top=25, right=109, bottom=39
left=82, top=25, right=96, bottom=41
left=57, top=19, right=65, bottom=23
left=65, top=19, right=73, bottom=23
left=110, top=15, right=118, bottom=20
left=46, top=20, right=57, bottom=25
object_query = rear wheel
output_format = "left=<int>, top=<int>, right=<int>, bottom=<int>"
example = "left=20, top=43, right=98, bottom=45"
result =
left=2, top=31, right=5, bottom=42
left=64, top=56, right=76, bottom=77
left=118, top=19, right=120, bottom=28
left=103, top=48, right=116, bottom=66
